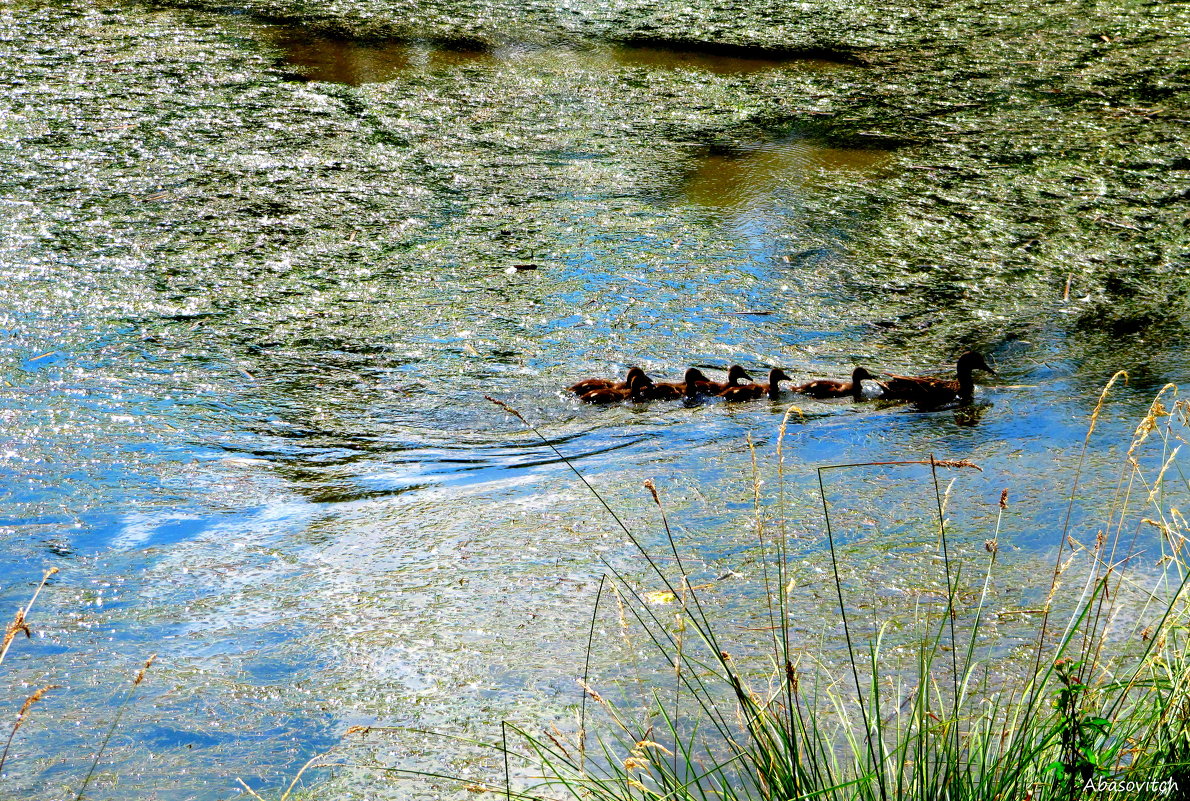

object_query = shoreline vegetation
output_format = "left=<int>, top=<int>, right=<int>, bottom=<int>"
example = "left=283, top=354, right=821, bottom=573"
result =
left=8, top=379, right=1190, bottom=798
left=454, top=377, right=1190, bottom=799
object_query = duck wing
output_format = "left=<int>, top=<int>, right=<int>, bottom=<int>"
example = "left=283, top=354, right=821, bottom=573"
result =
left=881, top=374, right=960, bottom=404
left=719, top=383, right=766, bottom=402
left=641, top=383, right=684, bottom=401
left=580, top=386, right=629, bottom=404
left=569, top=378, right=618, bottom=394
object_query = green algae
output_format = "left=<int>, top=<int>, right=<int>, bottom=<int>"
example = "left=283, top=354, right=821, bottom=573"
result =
left=150, top=0, right=1188, bottom=355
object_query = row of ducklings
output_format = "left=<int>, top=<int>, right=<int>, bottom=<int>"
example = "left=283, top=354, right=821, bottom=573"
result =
left=568, top=351, right=996, bottom=407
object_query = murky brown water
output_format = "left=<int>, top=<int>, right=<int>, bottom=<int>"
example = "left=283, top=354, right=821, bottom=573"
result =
left=274, top=32, right=491, bottom=82
left=272, top=29, right=887, bottom=213
left=682, top=139, right=891, bottom=208
left=273, top=30, right=847, bottom=85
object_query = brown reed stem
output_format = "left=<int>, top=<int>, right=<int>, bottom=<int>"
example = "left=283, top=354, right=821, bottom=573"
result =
left=0, top=684, right=60, bottom=772
left=1, top=567, right=59, bottom=667
left=74, top=654, right=156, bottom=801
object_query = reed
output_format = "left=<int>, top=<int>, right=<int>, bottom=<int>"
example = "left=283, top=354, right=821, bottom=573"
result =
left=0, top=567, right=60, bottom=778
left=74, top=653, right=157, bottom=801
left=0, top=684, right=59, bottom=775
left=0, top=567, right=58, bottom=668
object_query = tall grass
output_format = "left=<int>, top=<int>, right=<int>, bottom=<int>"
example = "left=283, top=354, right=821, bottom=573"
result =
left=476, top=382, right=1190, bottom=800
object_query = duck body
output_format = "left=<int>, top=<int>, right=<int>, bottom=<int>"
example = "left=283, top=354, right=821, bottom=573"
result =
left=568, top=367, right=647, bottom=395
left=793, top=367, right=876, bottom=400
left=633, top=367, right=699, bottom=400
left=877, top=351, right=995, bottom=406
left=719, top=368, right=793, bottom=402
left=634, top=379, right=685, bottom=401
left=579, top=385, right=630, bottom=404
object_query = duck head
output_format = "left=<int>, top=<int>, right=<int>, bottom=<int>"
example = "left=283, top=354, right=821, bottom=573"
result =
left=684, top=367, right=712, bottom=385
left=957, top=351, right=996, bottom=375
left=852, top=366, right=876, bottom=383
left=769, top=368, right=793, bottom=385
left=627, top=371, right=654, bottom=401
left=725, top=365, right=752, bottom=385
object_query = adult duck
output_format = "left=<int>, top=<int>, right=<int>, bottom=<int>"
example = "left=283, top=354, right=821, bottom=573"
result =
left=719, top=368, right=794, bottom=402
left=792, top=367, right=877, bottom=400
left=685, top=365, right=753, bottom=398
left=877, top=351, right=996, bottom=406
left=568, top=367, right=647, bottom=395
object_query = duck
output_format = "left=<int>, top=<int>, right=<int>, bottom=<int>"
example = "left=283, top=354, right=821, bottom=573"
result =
left=579, top=371, right=652, bottom=404
left=632, top=373, right=686, bottom=401
left=567, top=367, right=647, bottom=396
left=685, top=365, right=753, bottom=398
left=579, top=384, right=631, bottom=404
left=792, top=367, right=877, bottom=400
left=642, top=367, right=715, bottom=400
left=876, top=351, right=996, bottom=406
left=718, top=368, right=794, bottom=402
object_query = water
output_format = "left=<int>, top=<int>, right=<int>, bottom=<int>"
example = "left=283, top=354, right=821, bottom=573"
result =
left=1, top=1, right=1187, bottom=799
left=272, top=31, right=849, bottom=85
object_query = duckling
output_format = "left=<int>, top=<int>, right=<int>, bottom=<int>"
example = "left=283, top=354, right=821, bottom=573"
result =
left=678, top=367, right=715, bottom=396
left=792, top=367, right=877, bottom=400
left=718, top=368, right=794, bottom=402
left=685, top=365, right=753, bottom=397
left=579, top=371, right=651, bottom=404
left=876, top=351, right=996, bottom=406
left=644, top=367, right=710, bottom=400
left=635, top=377, right=685, bottom=401
left=567, top=366, right=647, bottom=395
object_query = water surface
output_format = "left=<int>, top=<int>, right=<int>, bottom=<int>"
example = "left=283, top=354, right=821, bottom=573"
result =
left=1, top=2, right=1186, bottom=800
left=272, top=30, right=847, bottom=84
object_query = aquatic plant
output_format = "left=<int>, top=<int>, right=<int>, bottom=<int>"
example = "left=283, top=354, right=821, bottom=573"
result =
left=459, top=380, right=1190, bottom=800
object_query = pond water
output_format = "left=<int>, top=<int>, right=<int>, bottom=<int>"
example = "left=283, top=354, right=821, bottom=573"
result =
left=273, top=31, right=848, bottom=85
left=1, top=1, right=1187, bottom=799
